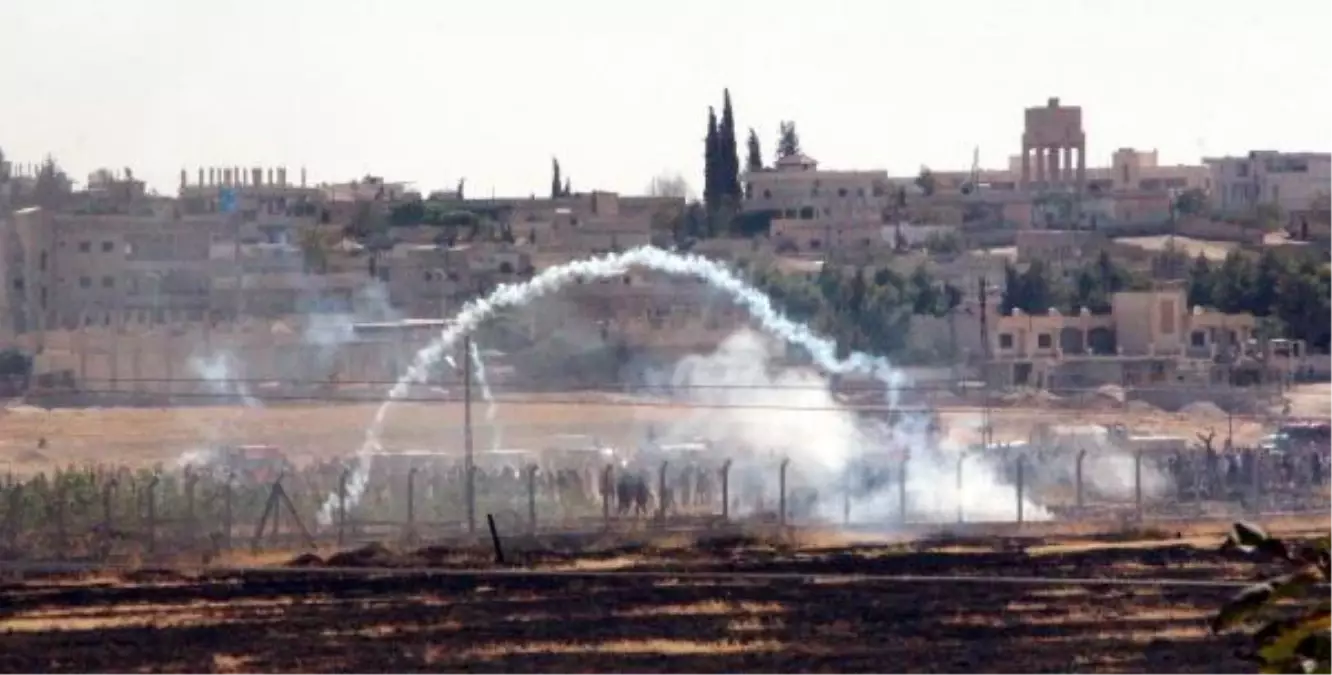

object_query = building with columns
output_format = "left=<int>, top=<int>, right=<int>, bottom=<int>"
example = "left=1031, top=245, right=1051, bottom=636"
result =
left=1020, top=97, right=1087, bottom=193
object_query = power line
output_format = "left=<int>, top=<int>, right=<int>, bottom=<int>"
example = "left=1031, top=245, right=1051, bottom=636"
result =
left=26, top=387, right=1308, bottom=421
left=30, top=376, right=1318, bottom=397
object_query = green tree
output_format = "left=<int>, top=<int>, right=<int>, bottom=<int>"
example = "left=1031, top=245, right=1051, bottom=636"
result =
left=550, top=158, right=562, bottom=199
left=1212, top=522, right=1330, bottom=674
left=33, top=155, right=70, bottom=209
left=1256, top=202, right=1285, bottom=232
left=745, top=128, right=763, bottom=172
left=718, top=89, right=741, bottom=202
left=1001, top=260, right=1061, bottom=315
left=704, top=107, right=720, bottom=212
left=1213, top=250, right=1256, bottom=313
left=1250, top=249, right=1288, bottom=317
left=563, top=177, right=571, bottom=198
left=924, top=230, right=962, bottom=255
left=298, top=227, right=333, bottom=274
left=0, top=348, right=32, bottom=378
left=915, top=166, right=937, bottom=197
left=1276, top=260, right=1332, bottom=351
left=646, top=173, right=690, bottom=199
left=1187, top=253, right=1214, bottom=309
left=1173, top=187, right=1208, bottom=217
left=909, top=265, right=940, bottom=315
left=776, top=121, right=801, bottom=161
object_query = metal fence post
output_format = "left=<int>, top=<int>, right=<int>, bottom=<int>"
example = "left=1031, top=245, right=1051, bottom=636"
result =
left=526, top=464, right=538, bottom=534
left=1075, top=449, right=1087, bottom=511
left=601, top=464, right=614, bottom=527
left=338, top=469, right=349, bottom=547
left=146, top=474, right=159, bottom=556
left=656, top=461, right=669, bottom=523
left=1134, top=450, right=1144, bottom=523
left=1016, top=455, right=1026, bottom=525
left=720, top=460, right=731, bottom=522
left=898, top=456, right=909, bottom=525
left=956, top=453, right=965, bottom=524
left=406, top=468, right=418, bottom=541
left=54, top=481, right=68, bottom=561
left=223, top=473, right=234, bottom=552
left=778, top=458, right=790, bottom=529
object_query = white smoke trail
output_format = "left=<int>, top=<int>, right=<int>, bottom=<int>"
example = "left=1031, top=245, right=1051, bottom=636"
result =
left=317, top=246, right=910, bottom=525
left=468, top=341, right=503, bottom=452
left=189, top=352, right=262, bottom=409
left=442, top=348, right=502, bottom=450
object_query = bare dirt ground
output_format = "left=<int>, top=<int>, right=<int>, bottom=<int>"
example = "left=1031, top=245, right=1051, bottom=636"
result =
left=1117, top=235, right=1241, bottom=261
left=0, top=522, right=1326, bottom=674
left=3, top=383, right=1325, bottom=471
left=0, top=393, right=686, bottom=471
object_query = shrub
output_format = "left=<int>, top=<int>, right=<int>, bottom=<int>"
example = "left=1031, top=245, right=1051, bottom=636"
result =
left=1212, top=522, right=1330, bottom=673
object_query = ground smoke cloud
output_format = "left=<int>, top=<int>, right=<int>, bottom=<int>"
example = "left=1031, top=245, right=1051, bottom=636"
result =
left=647, top=329, right=1049, bottom=523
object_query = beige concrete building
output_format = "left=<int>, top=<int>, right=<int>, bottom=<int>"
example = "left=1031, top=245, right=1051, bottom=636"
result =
left=1020, top=97, right=1087, bottom=192
left=1205, top=151, right=1331, bottom=219
left=743, top=153, right=894, bottom=254
left=382, top=242, right=533, bottom=317
left=551, top=192, right=653, bottom=252
left=421, top=192, right=678, bottom=254
left=2, top=207, right=225, bottom=339
left=920, top=98, right=1210, bottom=230
left=982, top=286, right=1271, bottom=391
left=1014, top=229, right=1108, bottom=265
left=743, top=153, right=892, bottom=218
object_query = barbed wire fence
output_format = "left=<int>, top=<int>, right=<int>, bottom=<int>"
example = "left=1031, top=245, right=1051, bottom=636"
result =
left=3, top=371, right=1327, bottom=562
left=0, top=444, right=1326, bottom=564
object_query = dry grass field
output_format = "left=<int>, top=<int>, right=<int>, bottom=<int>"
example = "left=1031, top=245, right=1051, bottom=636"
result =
left=0, top=393, right=686, bottom=471
left=1, top=521, right=1327, bottom=674
left=2, top=383, right=1316, bottom=472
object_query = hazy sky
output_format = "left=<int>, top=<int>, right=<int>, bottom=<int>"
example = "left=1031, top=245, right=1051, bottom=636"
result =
left=2, top=0, right=1329, bottom=198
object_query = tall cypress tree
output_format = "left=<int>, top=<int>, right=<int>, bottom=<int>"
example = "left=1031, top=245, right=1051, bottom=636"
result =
left=551, top=158, right=562, bottom=199
left=704, top=106, right=719, bottom=212
left=746, top=128, right=763, bottom=172
left=718, top=89, right=741, bottom=202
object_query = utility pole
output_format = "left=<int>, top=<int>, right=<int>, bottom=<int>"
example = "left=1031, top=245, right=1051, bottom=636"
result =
left=979, top=276, right=993, bottom=449
left=462, top=334, right=475, bottom=534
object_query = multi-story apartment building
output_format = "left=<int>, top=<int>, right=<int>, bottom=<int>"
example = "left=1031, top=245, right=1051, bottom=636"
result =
left=742, top=153, right=893, bottom=253
left=1204, top=151, right=1331, bottom=220
left=504, top=191, right=663, bottom=253
left=2, top=207, right=226, bottom=338
left=380, top=241, right=534, bottom=317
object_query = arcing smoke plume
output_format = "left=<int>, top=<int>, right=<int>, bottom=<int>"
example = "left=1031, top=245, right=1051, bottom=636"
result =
left=649, top=329, right=1048, bottom=522
left=319, top=245, right=938, bottom=525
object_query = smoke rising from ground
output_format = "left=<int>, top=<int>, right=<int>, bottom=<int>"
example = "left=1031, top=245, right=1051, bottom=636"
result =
left=188, top=352, right=261, bottom=409
left=645, top=329, right=1050, bottom=523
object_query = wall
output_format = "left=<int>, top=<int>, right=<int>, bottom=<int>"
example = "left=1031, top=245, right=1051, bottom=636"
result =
left=1174, top=217, right=1265, bottom=245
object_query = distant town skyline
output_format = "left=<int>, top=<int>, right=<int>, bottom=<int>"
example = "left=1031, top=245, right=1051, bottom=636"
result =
left=1, top=0, right=1328, bottom=197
